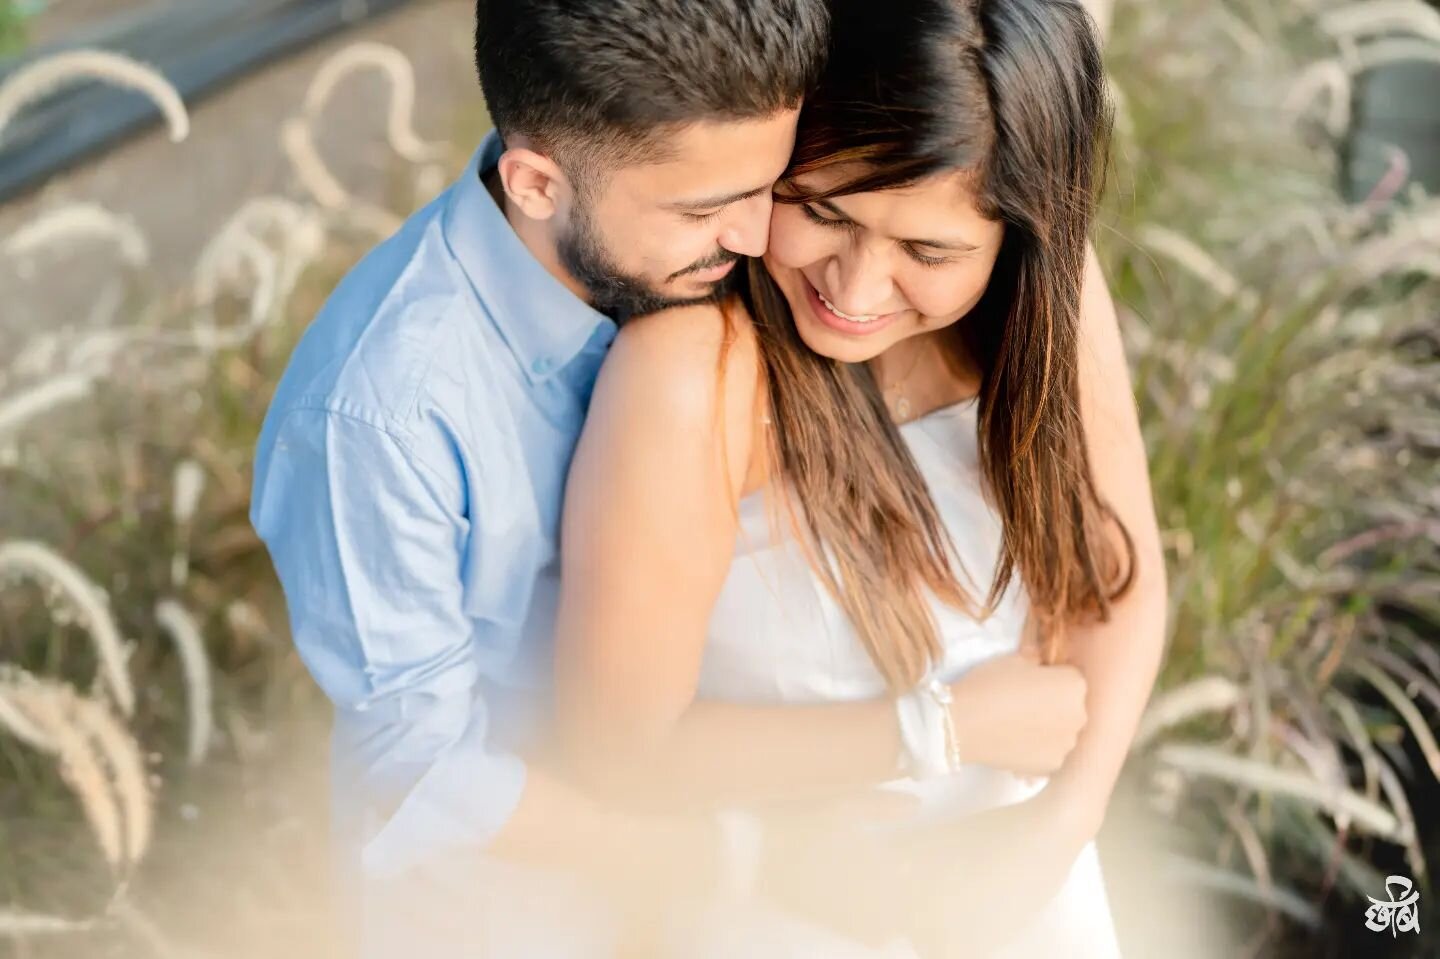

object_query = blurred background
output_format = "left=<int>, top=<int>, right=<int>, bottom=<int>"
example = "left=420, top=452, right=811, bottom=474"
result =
left=0, top=1, right=1436, bottom=957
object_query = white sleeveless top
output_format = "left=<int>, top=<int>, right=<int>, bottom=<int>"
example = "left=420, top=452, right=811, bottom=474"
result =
left=681, top=399, right=1123, bottom=958
left=698, top=398, right=1030, bottom=704
left=696, top=397, right=1037, bottom=813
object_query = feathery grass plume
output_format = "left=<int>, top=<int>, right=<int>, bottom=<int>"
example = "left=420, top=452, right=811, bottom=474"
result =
left=301, top=41, right=446, bottom=165
left=0, top=668, right=55, bottom=752
left=1134, top=676, right=1242, bottom=748
left=194, top=195, right=326, bottom=311
left=1218, top=803, right=1277, bottom=927
left=1212, top=7, right=1269, bottom=60
left=3, top=202, right=150, bottom=269
left=1285, top=60, right=1351, bottom=136
left=414, top=162, right=448, bottom=209
left=191, top=230, right=279, bottom=353
left=190, top=195, right=329, bottom=350
left=1352, top=658, right=1440, bottom=781
left=224, top=599, right=270, bottom=648
left=0, top=541, right=134, bottom=715
left=9, top=331, right=62, bottom=380
left=69, top=693, right=153, bottom=866
left=0, top=49, right=188, bottom=143
left=0, top=909, right=95, bottom=937
left=1134, top=224, right=1260, bottom=310
left=155, top=598, right=213, bottom=767
left=279, top=115, right=347, bottom=209
left=6, top=676, right=127, bottom=868
left=1320, top=0, right=1440, bottom=43
left=171, top=458, right=206, bottom=529
left=1156, top=743, right=1408, bottom=842
left=279, top=44, right=429, bottom=235
left=280, top=115, right=402, bottom=237
left=1353, top=36, right=1440, bottom=72
left=271, top=208, right=326, bottom=299
left=1346, top=199, right=1440, bottom=283
left=0, top=372, right=96, bottom=436
left=327, top=198, right=407, bottom=240
left=169, top=458, right=206, bottom=586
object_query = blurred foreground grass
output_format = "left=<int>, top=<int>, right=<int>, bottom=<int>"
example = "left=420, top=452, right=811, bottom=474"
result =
left=0, top=2, right=1437, bottom=957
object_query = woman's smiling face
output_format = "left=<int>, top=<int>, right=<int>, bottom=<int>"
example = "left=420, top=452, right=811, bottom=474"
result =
left=763, top=163, right=1006, bottom=364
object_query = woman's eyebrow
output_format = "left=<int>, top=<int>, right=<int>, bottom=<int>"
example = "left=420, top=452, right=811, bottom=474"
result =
left=814, top=197, right=981, bottom=252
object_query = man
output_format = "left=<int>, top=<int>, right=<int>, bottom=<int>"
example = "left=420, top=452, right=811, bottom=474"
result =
left=252, top=1, right=829, bottom=954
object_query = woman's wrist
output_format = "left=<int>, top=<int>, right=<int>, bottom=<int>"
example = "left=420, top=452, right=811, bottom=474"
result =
left=895, top=680, right=964, bottom=777
left=943, top=679, right=987, bottom=767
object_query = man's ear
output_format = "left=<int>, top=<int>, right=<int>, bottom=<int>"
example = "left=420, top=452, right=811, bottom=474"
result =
left=496, top=146, right=569, bottom=221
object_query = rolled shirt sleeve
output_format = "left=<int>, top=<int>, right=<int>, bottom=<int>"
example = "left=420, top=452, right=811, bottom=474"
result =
left=252, top=405, right=526, bottom=878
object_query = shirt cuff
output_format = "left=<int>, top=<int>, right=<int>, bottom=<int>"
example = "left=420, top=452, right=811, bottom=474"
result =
left=358, top=694, right=529, bottom=879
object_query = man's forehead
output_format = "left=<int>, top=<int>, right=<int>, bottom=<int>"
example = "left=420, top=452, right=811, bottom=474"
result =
left=612, top=109, right=800, bottom=204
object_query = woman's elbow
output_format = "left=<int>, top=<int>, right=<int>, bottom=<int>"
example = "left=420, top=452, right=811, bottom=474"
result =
left=1133, top=532, right=1169, bottom=617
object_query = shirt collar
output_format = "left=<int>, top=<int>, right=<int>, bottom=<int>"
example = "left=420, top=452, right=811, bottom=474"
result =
left=441, top=130, right=616, bottom=384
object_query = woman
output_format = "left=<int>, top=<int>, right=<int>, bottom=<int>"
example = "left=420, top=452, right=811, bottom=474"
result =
left=553, top=0, right=1167, bottom=953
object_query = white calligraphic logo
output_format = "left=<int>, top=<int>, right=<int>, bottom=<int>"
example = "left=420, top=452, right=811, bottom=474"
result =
left=1365, top=875, right=1420, bottom=937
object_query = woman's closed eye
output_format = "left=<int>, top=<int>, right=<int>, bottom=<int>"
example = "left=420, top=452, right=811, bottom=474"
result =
left=800, top=202, right=852, bottom=229
left=682, top=208, right=724, bottom=223
left=902, top=244, right=953, bottom=268
left=803, top=202, right=954, bottom=268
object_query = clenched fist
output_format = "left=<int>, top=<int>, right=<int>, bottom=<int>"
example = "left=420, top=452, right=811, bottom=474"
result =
left=946, top=650, right=1089, bottom=776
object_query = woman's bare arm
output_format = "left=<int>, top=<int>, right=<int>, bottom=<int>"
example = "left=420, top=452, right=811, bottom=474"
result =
left=551, top=302, right=906, bottom=809
left=1046, top=246, right=1170, bottom=837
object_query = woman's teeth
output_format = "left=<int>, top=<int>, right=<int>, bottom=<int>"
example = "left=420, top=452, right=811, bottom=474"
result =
left=818, top=291, right=879, bottom=323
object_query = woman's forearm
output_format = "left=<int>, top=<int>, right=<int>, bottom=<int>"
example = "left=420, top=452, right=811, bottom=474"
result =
left=571, top=693, right=905, bottom=810
left=1047, top=559, right=1168, bottom=837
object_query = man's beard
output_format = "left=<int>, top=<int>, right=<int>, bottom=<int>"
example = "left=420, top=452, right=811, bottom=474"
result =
left=558, top=203, right=740, bottom=322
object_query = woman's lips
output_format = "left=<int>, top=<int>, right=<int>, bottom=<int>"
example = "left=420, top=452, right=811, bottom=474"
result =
left=801, top=275, right=900, bottom=337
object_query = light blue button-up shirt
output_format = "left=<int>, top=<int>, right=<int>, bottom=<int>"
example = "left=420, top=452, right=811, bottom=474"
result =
left=251, top=131, right=617, bottom=915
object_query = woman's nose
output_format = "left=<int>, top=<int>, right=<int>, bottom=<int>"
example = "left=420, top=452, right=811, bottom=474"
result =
left=826, top=245, right=893, bottom=314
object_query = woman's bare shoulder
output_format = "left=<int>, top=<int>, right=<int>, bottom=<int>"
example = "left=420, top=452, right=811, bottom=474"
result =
left=600, top=296, right=764, bottom=447
left=596, top=295, right=771, bottom=492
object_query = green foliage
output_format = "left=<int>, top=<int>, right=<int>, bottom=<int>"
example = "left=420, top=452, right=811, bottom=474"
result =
left=0, top=1, right=30, bottom=57
left=1102, top=0, right=1440, bottom=944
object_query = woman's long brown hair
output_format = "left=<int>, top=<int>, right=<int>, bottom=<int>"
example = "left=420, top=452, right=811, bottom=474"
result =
left=736, top=0, right=1134, bottom=690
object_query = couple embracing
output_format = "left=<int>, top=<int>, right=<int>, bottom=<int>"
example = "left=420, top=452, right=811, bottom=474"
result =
left=251, top=0, right=1167, bottom=955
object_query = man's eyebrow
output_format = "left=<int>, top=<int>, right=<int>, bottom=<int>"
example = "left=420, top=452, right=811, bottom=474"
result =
left=814, top=197, right=982, bottom=253
left=666, top=183, right=772, bottom=212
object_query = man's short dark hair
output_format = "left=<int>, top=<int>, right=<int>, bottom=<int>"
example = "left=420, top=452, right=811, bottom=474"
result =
left=474, top=0, right=829, bottom=173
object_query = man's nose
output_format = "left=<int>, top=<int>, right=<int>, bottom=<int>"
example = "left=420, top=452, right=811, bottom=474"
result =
left=718, top=193, right=773, bottom=259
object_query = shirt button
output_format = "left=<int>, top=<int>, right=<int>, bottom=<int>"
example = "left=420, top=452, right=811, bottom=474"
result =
left=531, top=356, right=554, bottom=375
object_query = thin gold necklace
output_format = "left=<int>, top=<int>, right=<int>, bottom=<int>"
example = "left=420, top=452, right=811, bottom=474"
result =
left=880, top=342, right=928, bottom=421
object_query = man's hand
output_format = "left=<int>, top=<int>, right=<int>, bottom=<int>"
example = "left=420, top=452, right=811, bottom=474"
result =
left=948, top=651, right=1089, bottom=776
